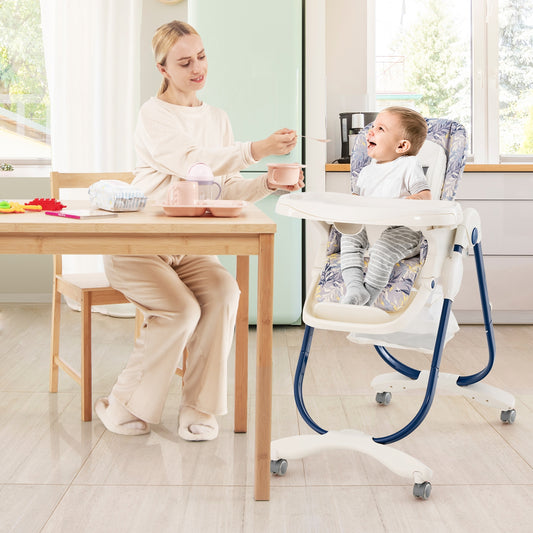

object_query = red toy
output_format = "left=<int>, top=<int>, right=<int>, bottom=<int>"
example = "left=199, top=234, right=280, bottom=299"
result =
left=25, top=198, right=66, bottom=211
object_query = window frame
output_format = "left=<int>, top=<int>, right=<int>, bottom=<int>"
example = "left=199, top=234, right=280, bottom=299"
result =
left=0, top=0, right=51, bottom=171
left=472, top=0, right=501, bottom=163
left=371, top=0, right=531, bottom=165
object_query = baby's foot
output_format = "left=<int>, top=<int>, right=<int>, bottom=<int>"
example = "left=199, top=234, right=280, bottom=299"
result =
left=342, top=284, right=370, bottom=305
left=178, top=405, right=219, bottom=441
left=364, top=283, right=382, bottom=307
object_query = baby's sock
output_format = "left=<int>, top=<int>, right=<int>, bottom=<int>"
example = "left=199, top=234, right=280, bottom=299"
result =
left=364, top=283, right=383, bottom=307
left=342, top=283, right=370, bottom=305
left=341, top=266, right=369, bottom=305
left=178, top=405, right=219, bottom=442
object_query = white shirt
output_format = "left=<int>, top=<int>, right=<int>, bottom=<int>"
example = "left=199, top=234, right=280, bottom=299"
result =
left=133, top=97, right=270, bottom=203
left=356, top=156, right=429, bottom=198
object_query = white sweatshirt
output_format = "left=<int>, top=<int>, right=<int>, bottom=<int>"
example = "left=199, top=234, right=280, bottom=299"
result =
left=133, top=97, right=272, bottom=203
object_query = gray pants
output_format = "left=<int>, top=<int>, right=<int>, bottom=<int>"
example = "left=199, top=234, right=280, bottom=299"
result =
left=340, top=226, right=422, bottom=305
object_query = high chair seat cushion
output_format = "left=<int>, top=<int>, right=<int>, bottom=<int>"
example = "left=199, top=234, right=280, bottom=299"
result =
left=317, top=239, right=428, bottom=312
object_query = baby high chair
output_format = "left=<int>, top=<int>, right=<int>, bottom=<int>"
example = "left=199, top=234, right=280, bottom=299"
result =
left=270, top=119, right=516, bottom=499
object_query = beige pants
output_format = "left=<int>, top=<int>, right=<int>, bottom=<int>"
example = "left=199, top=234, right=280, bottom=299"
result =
left=103, top=254, right=240, bottom=424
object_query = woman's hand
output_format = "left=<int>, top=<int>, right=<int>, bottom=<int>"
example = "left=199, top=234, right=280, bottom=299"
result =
left=267, top=169, right=305, bottom=192
left=251, top=128, right=297, bottom=160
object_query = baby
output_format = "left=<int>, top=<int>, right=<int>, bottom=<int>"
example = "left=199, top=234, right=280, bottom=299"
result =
left=340, top=106, right=430, bottom=306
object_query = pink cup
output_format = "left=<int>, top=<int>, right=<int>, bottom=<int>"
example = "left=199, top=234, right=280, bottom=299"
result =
left=267, top=163, right=304, bottom=186
left=166, top=181, right=198, bottom=206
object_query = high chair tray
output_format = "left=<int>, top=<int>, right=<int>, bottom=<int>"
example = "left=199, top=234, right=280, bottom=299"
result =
left=276, top=192, right=463, bottom=227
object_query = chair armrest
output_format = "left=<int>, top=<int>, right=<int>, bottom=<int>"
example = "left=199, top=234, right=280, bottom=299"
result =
left=276, top=192, right=463, bottom=228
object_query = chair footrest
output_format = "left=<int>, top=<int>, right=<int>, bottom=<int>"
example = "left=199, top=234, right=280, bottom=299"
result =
left=54, top=356, right=81, bottom=385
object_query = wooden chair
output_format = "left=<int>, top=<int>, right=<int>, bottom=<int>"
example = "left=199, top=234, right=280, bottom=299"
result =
left=49, top=171, right=146, bottom=421
left=48, top=171, right=210, bottom=426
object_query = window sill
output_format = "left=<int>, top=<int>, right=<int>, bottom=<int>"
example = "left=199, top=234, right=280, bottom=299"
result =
left=0, top=165, right=51, bottom=178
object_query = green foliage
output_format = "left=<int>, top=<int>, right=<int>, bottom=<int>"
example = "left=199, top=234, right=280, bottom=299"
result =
left=397, top=0, right=468, bottom=122
left=520, top=105, right=533, bottom=153
left=498, top=0, right=533, bottom=153
left=0, top=0, right=49, bottom=127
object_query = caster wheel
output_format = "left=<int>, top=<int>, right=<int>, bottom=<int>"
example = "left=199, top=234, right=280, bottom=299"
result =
left=413, top=481, right=432, bottom=500
left=500, top=409, right=516, bottom=424
left=270, top=458, right=288, bottom=476
left=376, top=392, right=392, bottom=405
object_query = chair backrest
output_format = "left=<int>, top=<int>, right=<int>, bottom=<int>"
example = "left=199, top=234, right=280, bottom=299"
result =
left=50, top=171, right=135, bottom=276
left=50, top=171, right=134, bottom=198
left=349, top=117, right=467, bottom=201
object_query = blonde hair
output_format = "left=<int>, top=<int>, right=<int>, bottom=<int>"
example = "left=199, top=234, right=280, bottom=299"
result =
left=382, top=106, right=428, bottom=155
left=152, top=20, right=200, bottom=96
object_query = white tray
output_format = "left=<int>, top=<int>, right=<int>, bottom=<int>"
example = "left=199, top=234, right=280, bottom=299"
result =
left=276, top=192, right=463, bottom=228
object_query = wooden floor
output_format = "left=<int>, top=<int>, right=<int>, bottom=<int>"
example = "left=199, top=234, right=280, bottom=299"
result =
left=1, top=303, right=532, bottom=532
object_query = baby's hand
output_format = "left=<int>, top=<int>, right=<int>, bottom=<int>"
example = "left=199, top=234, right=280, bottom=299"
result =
left=405, top=190, right=431, bottom=200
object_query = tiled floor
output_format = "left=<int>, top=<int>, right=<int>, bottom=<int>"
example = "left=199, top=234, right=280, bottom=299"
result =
left=1, top=304, right=532, bottom=532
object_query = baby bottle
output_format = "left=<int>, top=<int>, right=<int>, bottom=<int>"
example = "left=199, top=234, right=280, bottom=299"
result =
left=186, top=163, right=222, bottom=202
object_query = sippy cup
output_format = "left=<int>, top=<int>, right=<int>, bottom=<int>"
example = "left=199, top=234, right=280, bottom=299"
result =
left=186, top=163, right=222, bottom=202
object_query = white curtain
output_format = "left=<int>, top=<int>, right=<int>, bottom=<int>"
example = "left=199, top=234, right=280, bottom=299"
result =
left=40, top=0, right=142, bottom=316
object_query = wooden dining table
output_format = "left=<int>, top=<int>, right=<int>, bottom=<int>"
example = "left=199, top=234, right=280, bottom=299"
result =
left=0, top=201, right=276, bottom=501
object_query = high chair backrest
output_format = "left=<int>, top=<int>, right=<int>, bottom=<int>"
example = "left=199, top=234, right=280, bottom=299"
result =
left=350, top=118, right=467, bottom=201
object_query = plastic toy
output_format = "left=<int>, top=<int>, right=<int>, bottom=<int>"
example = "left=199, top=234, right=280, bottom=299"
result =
left=0, top=201, right=46, bottom=213
left=0, top=201, right=26, bottom=213
left=25, top=198, right=66, bottom=210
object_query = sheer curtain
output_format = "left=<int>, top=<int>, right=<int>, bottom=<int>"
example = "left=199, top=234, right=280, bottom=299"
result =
left=40, top=0, right=142, bottom=316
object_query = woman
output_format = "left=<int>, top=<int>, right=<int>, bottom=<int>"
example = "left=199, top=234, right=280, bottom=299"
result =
left=95, top=20, right=303, bottom=441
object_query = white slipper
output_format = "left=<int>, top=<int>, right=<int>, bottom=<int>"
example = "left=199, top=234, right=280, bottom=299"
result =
left=95, top=397, right=150, bottom=436
left=178, top=406, right=218, bottom=442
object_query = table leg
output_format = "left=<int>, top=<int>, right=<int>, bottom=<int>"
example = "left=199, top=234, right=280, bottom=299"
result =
left=254, top=234, right=274, bottom=501
left=234, top=255, right=249, bottom=433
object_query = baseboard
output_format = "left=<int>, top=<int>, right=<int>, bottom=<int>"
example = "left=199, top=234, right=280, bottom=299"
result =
left=0, top=294, right=52, bottom=303
left=455, top=310, right=533, bottom=325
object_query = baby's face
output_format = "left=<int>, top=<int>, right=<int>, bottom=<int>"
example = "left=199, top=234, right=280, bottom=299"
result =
left=366, top=111, right=407, bottom=163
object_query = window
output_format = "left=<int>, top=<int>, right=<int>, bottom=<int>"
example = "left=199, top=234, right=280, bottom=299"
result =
left=0, top=0, right=50, bottom=166
left=374, top=0, right=533, bottom=163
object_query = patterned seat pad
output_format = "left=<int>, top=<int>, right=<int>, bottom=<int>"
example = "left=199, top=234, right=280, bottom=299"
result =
left=315, top=227, right=428, bottom=312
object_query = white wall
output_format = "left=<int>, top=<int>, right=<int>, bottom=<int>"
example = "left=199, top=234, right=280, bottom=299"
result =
left=325, top=0, right=373, bottom=163
left=139, top=1, right=188, bottom=104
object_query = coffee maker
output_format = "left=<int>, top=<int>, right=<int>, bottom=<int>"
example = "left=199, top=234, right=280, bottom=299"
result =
left=338, top=112, right=378, bottom=163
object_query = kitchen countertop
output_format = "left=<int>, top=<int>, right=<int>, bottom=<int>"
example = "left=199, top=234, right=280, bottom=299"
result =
left=326, top=163, right=533, bottom=172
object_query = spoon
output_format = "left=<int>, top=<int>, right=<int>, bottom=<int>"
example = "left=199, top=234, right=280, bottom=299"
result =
left=300, top=135, right=331, bottom=143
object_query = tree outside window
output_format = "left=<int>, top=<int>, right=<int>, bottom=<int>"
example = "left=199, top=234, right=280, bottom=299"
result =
left=375, top=0, right=533, bottom=161
left=0, top=0, right=50, bottom=163
left=499, top=0, right=533, bottom=155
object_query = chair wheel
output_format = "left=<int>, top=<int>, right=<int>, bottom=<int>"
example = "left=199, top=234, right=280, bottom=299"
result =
left=413, top=481, right=432, bottom=500
left=500, top=409, right=516, bottom=424
left=270, top=458, right=288, bottom=476
left=375, top=392, right=392, bottom=405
